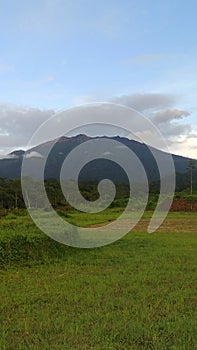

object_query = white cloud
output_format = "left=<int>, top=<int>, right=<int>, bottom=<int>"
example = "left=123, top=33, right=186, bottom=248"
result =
left=167, top=135, right=197, bottom=159
left=127, top=53, right=165, bottom=64
left=73, top=95, right=97, bottom=105
left=102, top=151, right=113, bottom=155
left=110, top=93, right=196, bottom=157
left=112, top=93, right=176, bottom=111
left=0, top=95, right=196, bottom=159
left=0, top=153, right=18, bottom=160
left=152, top=109, right=190, bottom=124
left=25, top=151, right=43, bottom=159
left=0, top=104, right=54, bottom=154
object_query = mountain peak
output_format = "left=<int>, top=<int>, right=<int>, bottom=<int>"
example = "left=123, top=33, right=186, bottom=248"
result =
left=10, top=150, right=25, bottom=157
left=55, top=134, right=91, bottom=143
left=0, top=134, right=196, bottom=180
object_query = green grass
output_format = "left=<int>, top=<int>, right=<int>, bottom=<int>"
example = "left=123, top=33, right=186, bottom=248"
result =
left=0, top=210, right=197, bottom=349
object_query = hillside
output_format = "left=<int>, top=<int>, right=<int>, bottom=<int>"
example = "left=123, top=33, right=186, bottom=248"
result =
left=0, top=134, right=196, bottom=183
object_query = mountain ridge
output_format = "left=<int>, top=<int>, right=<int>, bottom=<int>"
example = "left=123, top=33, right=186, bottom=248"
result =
left=0, top=134, right=196, bottom=182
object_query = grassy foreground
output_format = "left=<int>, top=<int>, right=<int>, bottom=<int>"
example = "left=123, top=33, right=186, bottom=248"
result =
left=0, top=211, right=197, bottom=349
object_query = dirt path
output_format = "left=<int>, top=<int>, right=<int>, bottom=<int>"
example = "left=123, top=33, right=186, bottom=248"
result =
left=89, top=217, right=197, bottom=233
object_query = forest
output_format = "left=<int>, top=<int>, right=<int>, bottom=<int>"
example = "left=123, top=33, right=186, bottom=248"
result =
left=0, top=168, right=196, bottom=211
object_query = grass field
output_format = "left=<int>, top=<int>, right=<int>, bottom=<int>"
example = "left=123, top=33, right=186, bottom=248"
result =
left=0, top=210, right=197, bottom=349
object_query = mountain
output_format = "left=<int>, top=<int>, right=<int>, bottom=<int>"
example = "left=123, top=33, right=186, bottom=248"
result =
left=0, top=134, right=196, bottom=185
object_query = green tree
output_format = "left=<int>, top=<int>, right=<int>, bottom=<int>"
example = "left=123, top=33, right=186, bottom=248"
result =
left=9, top=179, right=23, bottom=209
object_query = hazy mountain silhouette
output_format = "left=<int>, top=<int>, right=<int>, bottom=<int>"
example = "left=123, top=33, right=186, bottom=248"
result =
left=0, top=134, right=196, bottom=184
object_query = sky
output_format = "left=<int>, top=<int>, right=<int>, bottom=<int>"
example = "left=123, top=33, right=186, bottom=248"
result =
left=0, top=0, right=197, bottom=158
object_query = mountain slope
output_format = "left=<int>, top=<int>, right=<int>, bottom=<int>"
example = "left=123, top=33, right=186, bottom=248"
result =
left=0, top=135, right=196, bottom=184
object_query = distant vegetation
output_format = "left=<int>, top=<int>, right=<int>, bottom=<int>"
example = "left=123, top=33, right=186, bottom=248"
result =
left=0, top=169, right=196, bottom=213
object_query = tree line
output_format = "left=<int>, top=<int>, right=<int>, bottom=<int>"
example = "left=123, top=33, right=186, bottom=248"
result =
left=0, top=177, right=130, bottom=210
left=0, top=163, right=196, bottom=210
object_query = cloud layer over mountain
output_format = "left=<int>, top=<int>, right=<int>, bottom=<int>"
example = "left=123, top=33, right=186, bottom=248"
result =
left=0, top=93, right=196, bottom=158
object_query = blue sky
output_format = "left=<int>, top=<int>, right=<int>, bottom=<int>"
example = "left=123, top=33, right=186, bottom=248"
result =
left=0, top=0, right=197, bottom=157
